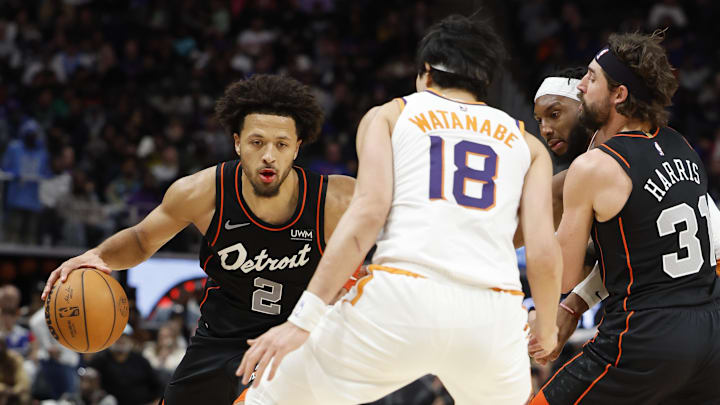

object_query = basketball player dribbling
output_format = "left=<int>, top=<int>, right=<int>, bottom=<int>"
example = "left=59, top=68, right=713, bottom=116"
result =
left=238, top=15, right=562, bottom=405
left=531, top=32, right=720, bottom=404
left=41, top=75, right=358, bottom=405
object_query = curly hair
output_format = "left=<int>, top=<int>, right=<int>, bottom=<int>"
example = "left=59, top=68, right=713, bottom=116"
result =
left=416, top=14, right=507, bottom=99
left=605, top=31, right=679, bottom=128
left=214, top=74, right=324, bottom=145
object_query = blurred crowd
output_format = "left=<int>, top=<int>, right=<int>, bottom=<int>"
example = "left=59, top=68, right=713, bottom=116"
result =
left=0, top=0, right=428, bottom=250
left=1, top=0, right=719, bottom=250
left=1, top=0, right=720, bottom=404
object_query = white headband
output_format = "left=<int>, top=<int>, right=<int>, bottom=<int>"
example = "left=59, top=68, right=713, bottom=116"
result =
left=429, top=63, right=456, bottom=74
left=534, top=77, right=581, bottom=102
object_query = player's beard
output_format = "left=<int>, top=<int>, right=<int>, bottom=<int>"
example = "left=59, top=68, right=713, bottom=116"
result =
left=563, top=121, right=594, bottom=161
left=243, top=163, right=294, bottom=198
left=578, top=97, right=611, bottom=133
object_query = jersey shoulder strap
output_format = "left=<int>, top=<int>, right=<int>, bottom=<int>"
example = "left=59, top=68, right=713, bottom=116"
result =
left=597, top=137, right=631, bottom=176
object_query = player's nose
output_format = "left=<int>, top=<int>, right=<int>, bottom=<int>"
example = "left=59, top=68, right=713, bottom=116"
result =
left=577, top=75, right=588, bottom=94
left=262, top=146, right=276, bottom=164
left=539, top=121, right=553, bottom=140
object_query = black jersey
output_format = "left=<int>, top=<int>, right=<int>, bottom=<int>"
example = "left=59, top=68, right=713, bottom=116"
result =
left=592, top=127, right=720, bottom=314
left=196, top=161, right=328, bottom=338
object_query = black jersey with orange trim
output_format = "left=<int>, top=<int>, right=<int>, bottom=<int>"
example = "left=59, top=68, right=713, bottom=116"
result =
left=593, top=127, right=720, bottom=315
left=197, top=161, right=328, bottom=338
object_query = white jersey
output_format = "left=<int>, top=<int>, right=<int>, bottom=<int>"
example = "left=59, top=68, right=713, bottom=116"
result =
left=373, top=89, right=531, bottom=290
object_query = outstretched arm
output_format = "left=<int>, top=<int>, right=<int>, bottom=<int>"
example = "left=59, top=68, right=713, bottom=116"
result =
left=42, top=167, right=215, bottom=300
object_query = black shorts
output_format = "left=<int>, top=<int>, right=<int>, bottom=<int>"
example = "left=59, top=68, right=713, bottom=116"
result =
left=162, top=323, right=252, bottom=405
left=534, top=302, right=720, bottom=405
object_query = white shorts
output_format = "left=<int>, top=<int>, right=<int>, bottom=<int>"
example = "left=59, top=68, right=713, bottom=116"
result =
left=246, top=265, right=531, bottom=405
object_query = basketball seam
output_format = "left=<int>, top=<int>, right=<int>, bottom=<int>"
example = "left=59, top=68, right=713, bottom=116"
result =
left=81, top=271, right=90, bottom=352
left=53, top=283, right=78, bottom=351
left=92, top=269, right=117, bottom=351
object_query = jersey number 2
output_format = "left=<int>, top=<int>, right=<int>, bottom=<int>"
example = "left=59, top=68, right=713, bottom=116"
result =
left=251, top=277, right=282, bottom=315
left=428, top=136, right=497, bottom=210
left=656, top=195, right=714, bottom=278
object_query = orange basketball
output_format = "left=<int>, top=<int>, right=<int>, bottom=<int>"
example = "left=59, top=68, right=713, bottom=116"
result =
left=44, top=268, right=129, bottom=353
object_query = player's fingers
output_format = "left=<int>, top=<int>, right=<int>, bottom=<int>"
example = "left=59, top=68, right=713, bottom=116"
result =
left=252, top=348, right=275, bottom=388
left=42, top=269, right=61, bottom=301
left=267, top=350, right=288, bottom=381
left=549, top=350, right=561, bottom=361
left=241, top=355, right=256, bottom=384
left=60, top=266, right=76, bottom=282
left=240, top=344, right=262, bottom=383
left=237, top=348, right=251, bottom=377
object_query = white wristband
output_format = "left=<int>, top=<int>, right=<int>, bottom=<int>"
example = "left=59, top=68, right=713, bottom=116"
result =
left=288, top=291, right=326, bottom=333
left=572, top=264, right=608, bottom=308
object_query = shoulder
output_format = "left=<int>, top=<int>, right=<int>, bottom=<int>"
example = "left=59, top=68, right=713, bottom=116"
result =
left=523, top=131, right=544, bottom=152
left=366, top=99, right=404, bottom=128
left=325, top=175, right=355, bottom=213
left=167, top=166, right=215, bottom=197
left=567, top=149, right=621, bottom=184
left=162, top=166, right=216, bottom=213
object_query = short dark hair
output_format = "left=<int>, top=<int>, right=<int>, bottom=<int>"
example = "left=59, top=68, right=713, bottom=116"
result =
left=416, top=14, right=507, bottom=99
left=605, top=31, right=678, bottom=128
left=551, top=66, right=586, bottom=80
left=214, top=74, right=324, bottom=145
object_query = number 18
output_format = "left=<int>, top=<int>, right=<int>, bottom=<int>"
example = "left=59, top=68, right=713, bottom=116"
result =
left=428, top=136, right=498, bottom=210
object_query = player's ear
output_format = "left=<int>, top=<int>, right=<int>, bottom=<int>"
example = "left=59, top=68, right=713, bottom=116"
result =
left=613, top=85, right=629, bottom=106
left=294, top=139, right=302, bottom=160
left=233, top=133, right=241, bottom=156
left=416, top=63, right=432, bottom=92
left=423, top=62, right=433, bottom=88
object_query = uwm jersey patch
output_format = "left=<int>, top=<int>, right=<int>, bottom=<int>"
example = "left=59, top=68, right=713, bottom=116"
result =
left=198, top=161, right=328, bottom=338
left=373, top=90, right=530, bottom=291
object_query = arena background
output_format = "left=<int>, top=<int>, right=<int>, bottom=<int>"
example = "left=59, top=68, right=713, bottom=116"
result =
left=0, top=0, right=717, bottom=403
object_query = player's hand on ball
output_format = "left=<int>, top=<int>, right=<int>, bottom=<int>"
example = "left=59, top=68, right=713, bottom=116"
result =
left=42, top=251, right=111, bottom=301
left=237, top=321, right=309, bottom=387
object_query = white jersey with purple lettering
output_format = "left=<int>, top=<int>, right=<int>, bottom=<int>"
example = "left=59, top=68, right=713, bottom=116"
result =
left=372, top=89, right=531, bottom=291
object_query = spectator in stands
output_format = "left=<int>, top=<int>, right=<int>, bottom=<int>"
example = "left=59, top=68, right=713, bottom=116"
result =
left=0, top=333, right=30, bottom=405
left=58, top=367, right=117, bottom=405
left=142, top=325, right=184, bottom=387
left=104, top=158, right=140, bottom=229
left=125, top=171, right=161, bottom=226
left=56, top=170, right=107, bottom=247
left=1, top=119, right=50, bottom=244
left=89, top=326, right=162, bottom=405
left=28, top=301, right=78, bottom=401
left=0, top=286, right=36, bottom=364
left=38, top=146, right=74, bottom=245
left=309, top=141, right=351, bottom=175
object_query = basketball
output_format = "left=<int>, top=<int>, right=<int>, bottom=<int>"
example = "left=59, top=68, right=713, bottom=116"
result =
left=44, top=268, right=129, bottom=353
